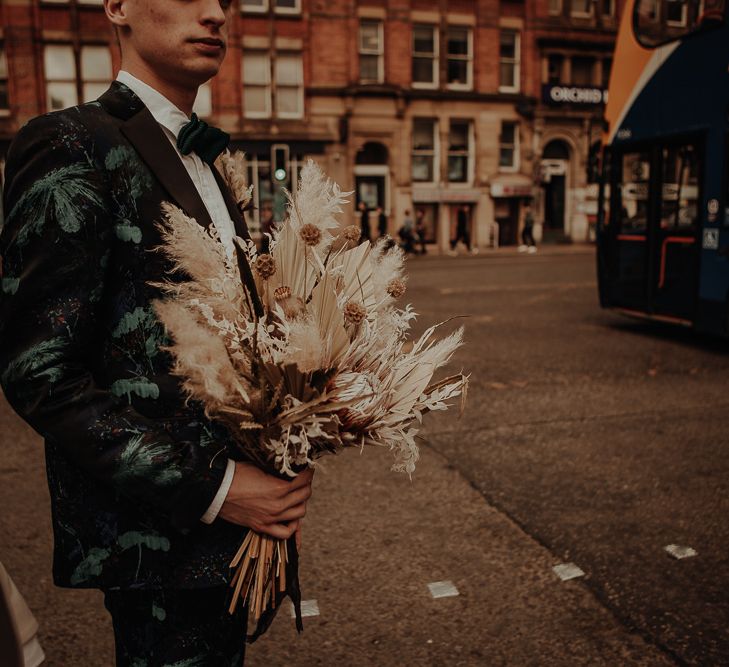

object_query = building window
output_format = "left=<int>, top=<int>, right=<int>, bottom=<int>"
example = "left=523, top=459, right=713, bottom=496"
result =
left=412, top=24, right=438, bottom=88
left=274, top=0, right=301, bottom=13
left=44, top=45, right=78, bottom=111
left=359, top=20, right=384, bottom=84
left=240, top=0, right=267, bottom=12
left=499, top=121, right=519, bottom=171
left=448, top=120, right=472, bottom=184
left=666, top=0, right=688, bottom=25
left=243, top=52, right=272, bottom=118
left=446, top=27, right=472, bottom=89
left=571, top=56, right=595, bottom=85
left=80, top=45, right=112, bottom=102
left=571, top=0, right=594, bottom=15
left=547, top=54, right=564, bottom=84
left=0, top=46, right=8, bottom=111
left=600, top=0, right=616, bottom=16
left=43, top=44, right=112, bottom=111
left=548, top=0, right=563, bottom=13
left=499, top=30, right=520, bottom=93
left=275, top=53, right=304, bottom=118
left=412, top=119, right=438, bottom=183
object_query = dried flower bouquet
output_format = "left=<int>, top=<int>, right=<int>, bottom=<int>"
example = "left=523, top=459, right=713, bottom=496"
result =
left=152, top=155, right=468, bottom=639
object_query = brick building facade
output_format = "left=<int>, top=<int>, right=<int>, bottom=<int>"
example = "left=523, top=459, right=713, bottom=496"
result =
left=0, top=0, right=625, bottom=247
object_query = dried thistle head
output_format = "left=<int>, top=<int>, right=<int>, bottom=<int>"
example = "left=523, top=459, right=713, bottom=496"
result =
left=342, top=225, right=361, bottom=243
left=274, top=286, right=292, bottom=301
left=343, top=300, right=367, bottom=326
left=255, top=253, right=276, bottom=280
left=299, top=223, right=322, bottom=247
left=386, top=279, right=406, bottom=299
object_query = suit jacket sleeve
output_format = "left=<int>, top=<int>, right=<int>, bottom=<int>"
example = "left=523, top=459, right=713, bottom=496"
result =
left=0, top=113, right=227, bottom=530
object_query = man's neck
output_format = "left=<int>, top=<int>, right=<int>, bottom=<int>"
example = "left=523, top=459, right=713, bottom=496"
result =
left=120, top=61, right=197, bottom=116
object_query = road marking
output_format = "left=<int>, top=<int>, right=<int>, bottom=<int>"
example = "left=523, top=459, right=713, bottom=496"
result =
left=664, top=544, right=698, bottom=560
left=439, top=281, right=596, bottom=296
left=289, top=599, right=320, bottom=618
left=427, top=580, right=460, bottom=598
left=552, top=563, right=585, bottom=581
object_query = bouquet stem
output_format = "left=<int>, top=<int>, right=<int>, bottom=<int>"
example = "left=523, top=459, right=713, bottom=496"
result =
left=229, top=531, right=301, bottom=633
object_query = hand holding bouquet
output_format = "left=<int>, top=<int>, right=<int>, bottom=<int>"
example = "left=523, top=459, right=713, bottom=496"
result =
left=152, top=156, right=468, bottom=638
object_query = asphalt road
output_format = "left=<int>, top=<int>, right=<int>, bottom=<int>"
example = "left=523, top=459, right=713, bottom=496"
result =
left=1, top=245, right=727, bottom=666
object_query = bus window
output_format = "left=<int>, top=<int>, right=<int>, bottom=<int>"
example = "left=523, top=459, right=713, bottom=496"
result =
left=617, top=152, right=651, bottom=234
left=660, top=144, right=700, bottom=231
left=635, top=0, right=726, bottom=47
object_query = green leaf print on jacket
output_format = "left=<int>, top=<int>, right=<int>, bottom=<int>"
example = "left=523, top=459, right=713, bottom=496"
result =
left=111, top=377, right=161, bottom=402
left=1, top=337, right=68, bottom=387
left=7, top=163, right=104, bottom=247
left=115, top=434, right=183, bottom=487
left=105, top=146, right=152, bottom=244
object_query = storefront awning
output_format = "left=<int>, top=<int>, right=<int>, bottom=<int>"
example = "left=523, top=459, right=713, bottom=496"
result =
left=489, top=174, right=534, bottom=198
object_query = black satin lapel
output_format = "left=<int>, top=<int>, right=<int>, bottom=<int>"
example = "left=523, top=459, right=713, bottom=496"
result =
left=120, top=108, right=215, bottom=231
left=211, top=165, right=251, bottom=241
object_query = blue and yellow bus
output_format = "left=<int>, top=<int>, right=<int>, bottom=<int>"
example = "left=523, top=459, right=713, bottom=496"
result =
left=597, top=0, right=729, bottom=335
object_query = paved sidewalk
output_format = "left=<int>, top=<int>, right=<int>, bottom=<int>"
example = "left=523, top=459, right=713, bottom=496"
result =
left=1, top=393, right=673, bottom=666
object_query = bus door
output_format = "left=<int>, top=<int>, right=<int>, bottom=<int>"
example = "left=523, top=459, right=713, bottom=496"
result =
left=650, top=142, right=701, bottom=321
left=610, top=149, right=653, bottom=310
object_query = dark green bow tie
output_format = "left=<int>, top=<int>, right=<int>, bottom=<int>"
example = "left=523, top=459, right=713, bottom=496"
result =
left=176, top=112, right=230, bottom=164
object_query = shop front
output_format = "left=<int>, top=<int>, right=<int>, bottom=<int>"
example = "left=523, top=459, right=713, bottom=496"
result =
left=412, top=188, right=482, bottom=253
left=489, top=175, right=534, bottom=246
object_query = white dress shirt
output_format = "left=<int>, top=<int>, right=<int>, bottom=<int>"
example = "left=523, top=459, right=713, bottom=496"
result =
left=115, top=70, right=235, bottom=524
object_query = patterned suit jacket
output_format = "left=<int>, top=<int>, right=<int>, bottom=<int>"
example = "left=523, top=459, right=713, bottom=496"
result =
left=0, top=81, right=260, bottom=591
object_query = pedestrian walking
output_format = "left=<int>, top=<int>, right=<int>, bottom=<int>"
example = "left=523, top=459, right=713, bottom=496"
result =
left=398, top=209, right=416, bottom=254
left=376, top=206, right=388, bottom=238
left=358, top=201, right=371, bottom=242
left=450, top=205, right=474, bottom=255
left=0, top=2, right=314, bottom=664
left=519, top=203, right=538, bottom=254
left=415, top=209, right=428, bottom=255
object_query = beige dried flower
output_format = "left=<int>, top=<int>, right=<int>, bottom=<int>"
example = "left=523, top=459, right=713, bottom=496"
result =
left=386, top=279, right=406, bottom=299
left=299, top=223, right=322, bottom=247
left=255, top=254, right=276, bottom=280
left=274, top=285, right=305, bottom=319
left=342, top=226, right=361, bottom=243
left=343, top=300, right=367, bottom=326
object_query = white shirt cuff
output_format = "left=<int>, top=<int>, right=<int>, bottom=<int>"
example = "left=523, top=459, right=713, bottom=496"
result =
left=201, top=458, right=235, bottom=524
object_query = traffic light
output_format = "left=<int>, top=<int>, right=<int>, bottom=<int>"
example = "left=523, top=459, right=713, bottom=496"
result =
left=271, top=144, right=289, bottom=185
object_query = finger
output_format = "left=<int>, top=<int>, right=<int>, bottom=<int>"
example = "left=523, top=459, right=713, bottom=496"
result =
left=272, top=502, right=307, bottom=523
left=286, top=467, right=314, bottom=491
left=258, top=522, right=296, bottom=541
left=277, top=483, right=312, bottom=511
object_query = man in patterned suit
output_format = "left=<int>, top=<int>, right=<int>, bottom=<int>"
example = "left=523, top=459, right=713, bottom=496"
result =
left=0, top=1, right=314, bottom=664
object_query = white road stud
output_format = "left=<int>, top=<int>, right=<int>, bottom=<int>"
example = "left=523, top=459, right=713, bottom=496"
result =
left=664, top=544, right=698, bottom=560
left=427, top=580, right=460, bottom=599
left=552, top=563, right=585, bottom=581
left=289, top=599, right=320, bottom=618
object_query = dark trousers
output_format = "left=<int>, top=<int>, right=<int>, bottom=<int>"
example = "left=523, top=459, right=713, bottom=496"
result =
left=104, top=587, right=248, bottom=666
left=521, top=225, right=536, bottom=247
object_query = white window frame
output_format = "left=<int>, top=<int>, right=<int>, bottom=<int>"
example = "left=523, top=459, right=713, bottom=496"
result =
left=43, top=43, right=78, bottom=112
left=411, top=118, right=439, bottom=185
left=447, top=119, right=474, bottom=185
left=275, top=52, right=304, bottom=120
left=571, top=0, right=595, bottom=17
left=666, top=0, right=688, bottom=26
left=242, top=51, right=272, bottom=119
left=499, top=121, right=520, bottom=173
left=548, top=0, right=563, bottom=14
left=359, top=20, right=384, bottom=84
left=498, top=30, right=521, bottom=94
left=240, top=0, right=269, bottom=13
left=445, top=26, right=473, bottom=91
left=412, top=24, right=439, bottom=90
left=79, top=44, right=113, bottom=103
left=274, top=0, right=301, bottom=15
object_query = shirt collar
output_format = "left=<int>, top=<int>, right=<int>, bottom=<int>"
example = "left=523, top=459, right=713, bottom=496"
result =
left=116, top=70, right=190, bottom=139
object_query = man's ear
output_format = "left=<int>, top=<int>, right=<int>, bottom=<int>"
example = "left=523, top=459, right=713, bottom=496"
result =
left=104, top=0, right=128, bottom=30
